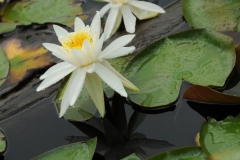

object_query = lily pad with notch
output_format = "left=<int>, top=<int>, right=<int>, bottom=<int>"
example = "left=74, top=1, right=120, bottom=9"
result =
left=123, top=29, right=235, bottom=107
left=182, top=0, right=240, bottom=32
left=0, top=130, right=6, bottom=154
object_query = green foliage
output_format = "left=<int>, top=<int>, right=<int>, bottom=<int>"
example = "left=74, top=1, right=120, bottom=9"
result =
left=121, top=153, right=143, bottom=160
left=33, top=138, right=97, bottom=160
left=0, top=130, right=6, bottom=154
left=0, top=47, right=9, bottom=87
left=148, top=147, right=208, bottom=160
left=0, top=0, right=87, bottom=34
left=182, top=0, right=240, bottom=31
left=200, top=115, right=240, bottom=160
left=123, top=29, right=235, bottom=107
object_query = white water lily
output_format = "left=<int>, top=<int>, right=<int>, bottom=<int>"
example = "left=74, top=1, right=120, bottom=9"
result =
left=100, top=0, right=165, bottom=40
left=36, top=12, right=139, bottom=118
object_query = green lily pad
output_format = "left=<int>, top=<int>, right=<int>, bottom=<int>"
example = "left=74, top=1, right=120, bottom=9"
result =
left=123, top=29, right=235, bottom=107
left=182, top=0, right=240, bottom=32
left=55, top=75, right=97, bottom=122
left=0, top=47, right=9, bottom=87
left=33, top=137, right=97, bottom=160
left=200, top=115, right=240, bottom=160
left=0, top=130, right=6, bottom=154
left=147, top=147, right=207, bottom=160
left=0, top=0, right=87, bottom=34
left=121, top=153, right=142, bottom=160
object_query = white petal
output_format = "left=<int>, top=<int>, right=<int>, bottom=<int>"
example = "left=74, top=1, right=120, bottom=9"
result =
left=121, top=5, right=136, bottom=33
left=99, top=3, right=111, bottom=17
left=59, top=77, right=72, bottom=117
left=110, top=9, right=122, bottom=36
left=129, top=1, right=165, bottom=13
left=103, top=46, right=135, bottom=59
left=102, top=60, right=140, bottom=92
left=40, top=62, right=73, bottom=80
left=82, top=40, right=94, bottom=60
left=90, top=12, right=101, bottom=46
left=84, top=63, right=96, bottom=73
left=53, top=25, right=69, bottom=38
left=103, top=7, right=119, bottom=40
left=95, top=63, right=127, bottom=97
left=74, top=17, right=85, bottom=32
left=99, top=34, right=135, bottom=59
left=71, top=49, right=90, bottom=66
left=42, top=43, right=78, bottom=66
left=69, top=69, right=86, bottom=106
left=37, top=66, right=76, bottom=91
left=85, top=73, right=105, bottom=117
left=129, top=5, right=159, bottom=20
left=94, top=34, right=104, bottom=58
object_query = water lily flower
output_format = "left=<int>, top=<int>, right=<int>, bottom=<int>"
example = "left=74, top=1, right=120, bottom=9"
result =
left=100, top=0, right=165, bottom=40
left=36, top=12, right=139, bottom=118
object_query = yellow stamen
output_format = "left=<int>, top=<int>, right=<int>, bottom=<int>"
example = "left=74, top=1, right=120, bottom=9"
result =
left=62, top=31, right=92, bottom=50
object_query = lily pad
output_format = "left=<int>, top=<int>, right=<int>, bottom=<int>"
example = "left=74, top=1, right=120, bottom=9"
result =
left=33, top=137, right=97, bottom=160
left=121, top=153, right=142, bottom=160
left=0, top=130, right=6, bottom=154
left=200, top=115, right=240, bottom=160
left=123, top=29, right=235, bottom=107
left=147, top=147, right=208, bottom=160
left=0, top=0, right=87, bottom=34
left=55, top=75, right=97, bottom=122
left=182, top=0, right=240, bottom=31
left=0, top=47, right=9, bottom=87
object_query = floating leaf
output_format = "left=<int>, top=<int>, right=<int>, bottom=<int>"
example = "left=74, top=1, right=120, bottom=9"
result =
left=55, top=75, right=97, bottom=122
left=0, top=130, right=6, bottom=154
left=121, top=153, right=142, bottom=160
left=2, top=38, right=54, bottom=83
left=148, top=147, right=207, bottom=160
left=0, top=47, right=9, bottom=87
left=0, top=0, right=87, bottom=34
left=183, top=85, right=240, bottom=104
left=182, top=0, right=240, bottom=32
left=200, top=115, right=240, bottom=160
left=123, top=29, right=235, bottom=107
left=33, top=137, right=97, bottom=160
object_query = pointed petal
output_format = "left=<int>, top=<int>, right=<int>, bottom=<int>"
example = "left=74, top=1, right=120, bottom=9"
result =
left=102, top=60, right=140, bottom=92
left=111, top=9, right=122, bottom=36
left=99, top=3, right=111, bottom=17
left=103, top=7, right=119, bottom=40
left=95, top=63, right=127, bottom=97
left=37, top=66, right=76, bottom=91
left=53, top=25, right=69, bottom=38
left=90, top=12, right=101, bottom=45
left=99, top=34, right=135, bottom=59
left=121, top=5, right=136, bottom=33
left=40, top=62, right=73, bottom=80
left=129, top=1, right=165, bottom=13
left=74, top=17, right=85, bottom=32
left=69, top=69, right=86, bottom=106
left=85, top=73, right=105, bottom=117
left=94, top=34, right=104, bottom=58
left=103, top=46, right=135, bottom=59
left=59, top=76, right=72, bottom=117
left=42, top=43, right=78, bottom=66
left=71, top=49, right=90, bottom=66
left=129, top=5, right=159, bottom=20
left=82, top=40, right=94, bottom=60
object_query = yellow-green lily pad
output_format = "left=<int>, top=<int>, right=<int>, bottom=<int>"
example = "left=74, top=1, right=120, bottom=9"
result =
left=182, top=0, right=240, bottom=31
left=0, top=0, right=87, bottom=34
left=33, top=137, right=97, bottom=160
left=0, top=47, right=9, bottom=87
left=200, top=115, right=240, bottom=160
left=0, top=130, right=6, bottom=154
left=123, top=29, right=235, bottom=107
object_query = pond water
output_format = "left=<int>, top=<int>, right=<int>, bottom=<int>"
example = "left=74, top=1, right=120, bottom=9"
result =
left=1, top=0, right=240, bottom=160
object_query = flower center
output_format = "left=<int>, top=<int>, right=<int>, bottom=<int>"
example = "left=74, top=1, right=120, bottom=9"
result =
left=62, top=30, right=92, bottom=50
left=115, top=0, right=126, bottom=4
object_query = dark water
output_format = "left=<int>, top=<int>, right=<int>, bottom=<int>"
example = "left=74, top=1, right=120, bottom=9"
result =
left=1, top=0, right=240, bottom=160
